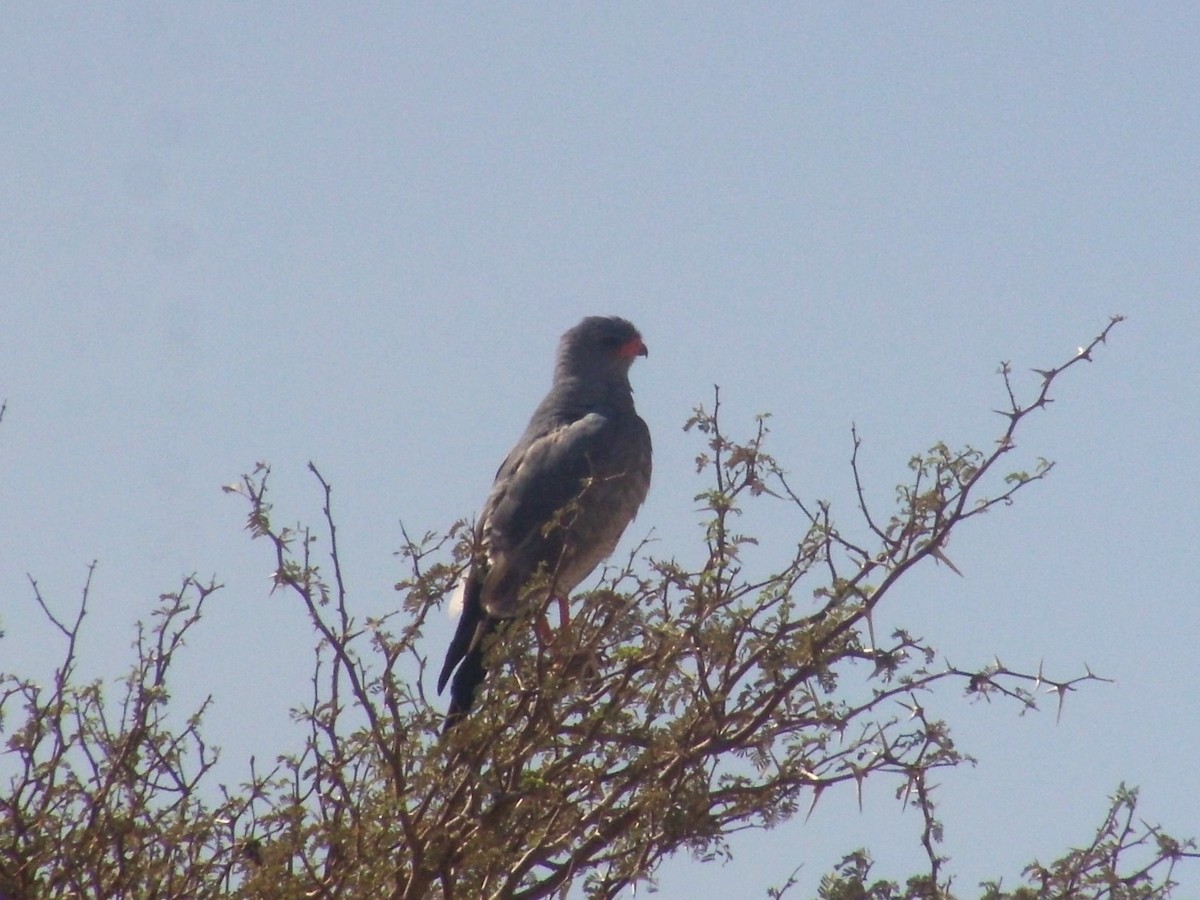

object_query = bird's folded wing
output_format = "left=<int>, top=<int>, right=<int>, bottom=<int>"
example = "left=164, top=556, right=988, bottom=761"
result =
left=480, top=413, right=617, bottom=617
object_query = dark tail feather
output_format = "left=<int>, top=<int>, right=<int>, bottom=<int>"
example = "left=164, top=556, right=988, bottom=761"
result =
left=438, top=577, right=498, bottom=732
left=437, top=582, right=483, bottom=695
left=443, top=632, right=489, bottom=732
left=442, top=616, right=498, bottom=732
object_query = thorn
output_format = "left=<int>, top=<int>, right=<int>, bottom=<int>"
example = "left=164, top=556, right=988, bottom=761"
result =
left=930, top=547, right=964, bottom=577
left=804, top=784, right=825, bottom=823
left=1031, top=367, right=1056, bottom=387
left=852, top=765, right=866, bottom=813
left=1055, top=684, right=1068, bottom=723
left=898, top=699, right=922, bottom=719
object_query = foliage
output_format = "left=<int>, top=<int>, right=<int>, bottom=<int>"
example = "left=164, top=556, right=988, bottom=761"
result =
left=2, top=315, right=1195, bottom=898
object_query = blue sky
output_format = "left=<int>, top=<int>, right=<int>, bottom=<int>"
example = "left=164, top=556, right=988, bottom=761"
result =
left=3, top=5, right=1198, bottom=896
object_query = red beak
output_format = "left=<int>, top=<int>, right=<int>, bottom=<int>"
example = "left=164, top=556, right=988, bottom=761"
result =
left=618, top=335, right=649, bottom=359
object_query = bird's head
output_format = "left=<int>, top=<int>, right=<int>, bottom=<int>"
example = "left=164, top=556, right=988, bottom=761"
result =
left=554, top=316, right=648, bottom=383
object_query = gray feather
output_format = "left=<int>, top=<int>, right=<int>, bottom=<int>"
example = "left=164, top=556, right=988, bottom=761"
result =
left=438, top=316, right=652, bottom=729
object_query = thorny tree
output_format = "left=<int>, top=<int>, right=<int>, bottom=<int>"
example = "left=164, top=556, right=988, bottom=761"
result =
left=1, top=316, right=1196, bottom=898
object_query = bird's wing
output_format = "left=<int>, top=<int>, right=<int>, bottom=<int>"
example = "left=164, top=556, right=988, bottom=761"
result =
left=479, top=412, right=619, bottom=616
left=436, top=410, right=650, bottom=719
left=436, top=412, right=609, bottom=696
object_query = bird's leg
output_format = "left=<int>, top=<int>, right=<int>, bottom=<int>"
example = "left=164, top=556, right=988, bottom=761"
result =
left=541, top=594, right=600, bottom=686
left=534, top=613, right=555, bottom=645
left=533, top=596, right=570, bottom=647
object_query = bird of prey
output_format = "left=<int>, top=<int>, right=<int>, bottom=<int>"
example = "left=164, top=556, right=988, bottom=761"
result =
left=437, top=316, right=652, bottom=730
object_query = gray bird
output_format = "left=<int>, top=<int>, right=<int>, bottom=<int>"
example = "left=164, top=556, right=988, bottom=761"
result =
left=437, top=316, right=652, bottom=730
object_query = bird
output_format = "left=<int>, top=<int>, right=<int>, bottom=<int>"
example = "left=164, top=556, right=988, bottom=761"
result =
left=437, top=316, right=652, bottom=731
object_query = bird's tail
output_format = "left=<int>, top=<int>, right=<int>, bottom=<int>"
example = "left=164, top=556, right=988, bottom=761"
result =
left=442, top=629, right=492, bottom=732
left=438, top=576, right=496, bottom=732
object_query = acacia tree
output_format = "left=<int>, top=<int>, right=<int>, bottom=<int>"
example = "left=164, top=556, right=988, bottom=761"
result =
left=1, top=316, right=1195, bottom=898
